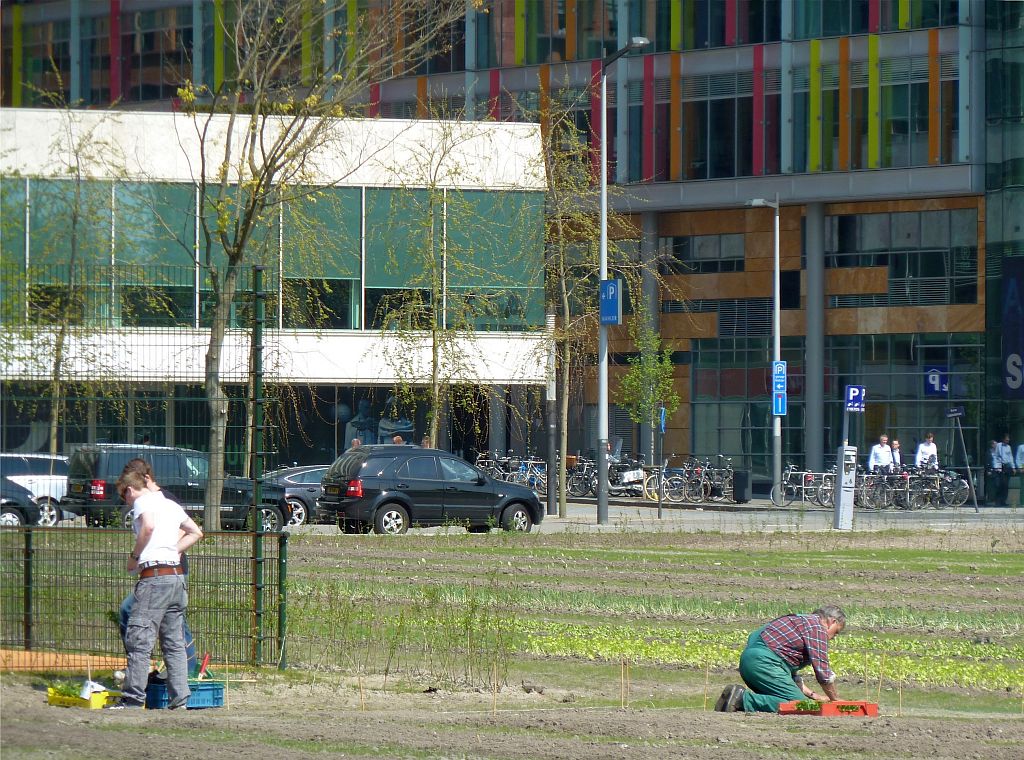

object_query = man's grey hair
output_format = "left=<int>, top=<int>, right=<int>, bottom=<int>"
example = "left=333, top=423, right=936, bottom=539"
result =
left=814, top=605, right=846, bottom=625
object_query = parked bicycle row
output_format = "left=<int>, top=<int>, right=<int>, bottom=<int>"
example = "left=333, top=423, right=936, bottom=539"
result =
left=771, top=461, right=971, bottom=510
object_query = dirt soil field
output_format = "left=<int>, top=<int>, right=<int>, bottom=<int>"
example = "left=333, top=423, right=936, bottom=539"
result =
left=2, top=672, right=1022, bottom=760
left=3, top=528, right=1022, bottom=759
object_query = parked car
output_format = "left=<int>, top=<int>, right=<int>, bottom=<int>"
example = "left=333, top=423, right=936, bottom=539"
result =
left=62, top=444, right=289, bottom=531
left=262, top=465, right=328, bottom=526
left=1, top=478, right=42, bottom=527
left=318, top=444, right=543, bottom=535
left=0, top=452, right=71, bottom=526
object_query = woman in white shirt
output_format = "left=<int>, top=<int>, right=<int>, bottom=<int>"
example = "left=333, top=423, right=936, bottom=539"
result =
left=915, top=432, right=938, bottom=469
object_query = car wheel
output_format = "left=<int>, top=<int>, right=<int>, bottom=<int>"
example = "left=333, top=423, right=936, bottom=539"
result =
left=501, top=503, right=533, bottom=532
left=1, top=509, right=26, bottom=527
left=122, top=509, right=134, bottom=530
left=247, top=505, right=285, bottom=532
left=373, top=503, right=409, bottom=535
left=286, top=498, right=307, bottom=527
left=36, top=498, right=60, bottom=527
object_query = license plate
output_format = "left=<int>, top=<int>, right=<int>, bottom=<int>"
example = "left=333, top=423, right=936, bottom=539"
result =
left=325, top=485, right=340, bottom=495
left=621, top=469, right=644, bottom=484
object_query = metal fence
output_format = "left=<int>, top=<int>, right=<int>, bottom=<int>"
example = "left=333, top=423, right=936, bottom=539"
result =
left=0, top=526, right=287, bottom=669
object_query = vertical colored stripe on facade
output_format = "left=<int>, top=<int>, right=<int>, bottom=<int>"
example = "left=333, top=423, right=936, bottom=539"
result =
left=867, top=34, right=880, bottom=169
left=214, top=0, right=225, bottom=91
left=670, top=53, right=682, bottom=180
left=416, top=76, right=428, bottom=118
left=538, top=64, right=551, bottom=143
left=670, top=0, right=681, bottom=51
left=642, top=56, right=654, bottom=181
left=928, top=28, right=940, bottom=165
left=898, top=0, right=911, bottom=29
left=110, top=0, right=122, bottom=103
left=11, top=5, right=23, bottom=107
left=838, top=37, right=851, bottom=171
left=566, top=0, right=577, bottom=60
left=590, top=60, right=601, bottom=182
left=752, top=45, right=764, bottom=176
left=489, top=69, right=501, bottom=120
left=302, top=2, right=313, bottom=86
left=808, top=39, right=822, bottom=172
left=514, top=0, right=525, bottom=66
left=368, top=83, right=380, bottom=117
left=347, top=0, right=358, bottom=68
left=725, top=0, right=737, bottom=46
left=869, top=0, right=880, bottom=33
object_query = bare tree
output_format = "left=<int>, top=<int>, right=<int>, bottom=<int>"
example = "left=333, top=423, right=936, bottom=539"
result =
left=537, top=88, right=662, bottom=516
left=174, top=0, right=464, bottom=528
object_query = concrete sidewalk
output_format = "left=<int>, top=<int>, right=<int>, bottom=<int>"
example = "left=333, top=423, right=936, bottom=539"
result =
left=532, top=496, right=1021, bottom=533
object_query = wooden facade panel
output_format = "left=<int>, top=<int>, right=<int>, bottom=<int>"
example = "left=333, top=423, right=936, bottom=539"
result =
left=825, top=267, right=888, bottom=294
left=661, top=312, right=717, bottom=339
left=826, top=304, right=983, bottom=334
left=826, top=196, right=981, bottom=216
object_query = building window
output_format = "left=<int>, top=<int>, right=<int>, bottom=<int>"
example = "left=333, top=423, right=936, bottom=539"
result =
left=658, top=233, right=745, bottom=274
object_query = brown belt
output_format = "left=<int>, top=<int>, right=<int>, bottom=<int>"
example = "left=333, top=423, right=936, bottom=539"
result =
left=139, top=565, right=183, bottom=579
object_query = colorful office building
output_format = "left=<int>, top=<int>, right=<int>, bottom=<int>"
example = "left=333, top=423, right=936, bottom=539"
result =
left=2, top=1, right=1022, bottom=485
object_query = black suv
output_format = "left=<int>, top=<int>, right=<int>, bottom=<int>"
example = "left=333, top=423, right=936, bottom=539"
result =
left=319, top=445, right=543, bottom=534
left=62, top=444, right=289, bottom=531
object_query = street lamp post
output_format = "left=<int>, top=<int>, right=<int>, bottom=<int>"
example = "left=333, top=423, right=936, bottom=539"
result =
left=748, top=194, right=782, bottom=491
left=598, top=36, right=649, bottom=525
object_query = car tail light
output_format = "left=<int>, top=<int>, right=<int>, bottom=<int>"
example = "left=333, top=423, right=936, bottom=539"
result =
left=346, top=479, right=363, bottom=497
left=90, top=480, right=106, bottom=499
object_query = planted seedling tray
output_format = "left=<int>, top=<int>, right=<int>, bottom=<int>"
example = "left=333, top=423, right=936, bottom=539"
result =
left=778, top=699, right=879, bottom=717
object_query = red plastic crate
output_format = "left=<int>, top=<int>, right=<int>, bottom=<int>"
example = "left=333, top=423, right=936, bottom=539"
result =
left=778, top=700, right=879, bottom=717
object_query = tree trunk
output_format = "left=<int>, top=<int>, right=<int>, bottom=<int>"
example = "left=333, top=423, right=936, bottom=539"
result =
left=204, top=264, right=241, bottom=530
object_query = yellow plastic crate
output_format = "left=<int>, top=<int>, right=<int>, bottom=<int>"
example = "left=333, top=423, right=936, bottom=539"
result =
left=47, top=687, right=120, bottom=709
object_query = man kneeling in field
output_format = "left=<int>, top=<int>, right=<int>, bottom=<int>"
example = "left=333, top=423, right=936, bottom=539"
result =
left=715, top=605, right=846, bottom=713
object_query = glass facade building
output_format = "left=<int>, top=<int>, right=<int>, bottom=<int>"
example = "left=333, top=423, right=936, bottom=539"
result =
left=2, top=1, right=1022, bottom=489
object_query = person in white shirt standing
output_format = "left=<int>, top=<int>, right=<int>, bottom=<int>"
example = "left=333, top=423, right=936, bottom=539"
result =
left=915, top=432, right=939, bottom=469
left=992, top=434, right=1015, bottom=506
left=867, top=434, right=893, bottom=473
left=110, top=468, right=203, bottom=709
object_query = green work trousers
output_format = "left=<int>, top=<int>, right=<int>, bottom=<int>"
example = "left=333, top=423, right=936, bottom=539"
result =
left=738, top=625, right=805, bottom=713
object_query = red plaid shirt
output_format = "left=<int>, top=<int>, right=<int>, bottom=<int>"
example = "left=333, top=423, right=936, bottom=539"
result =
left=760, top=614, right=835, bottom=683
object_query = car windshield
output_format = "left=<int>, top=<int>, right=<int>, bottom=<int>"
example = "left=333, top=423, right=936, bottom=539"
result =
left=68, top=449, right=99, bottom=479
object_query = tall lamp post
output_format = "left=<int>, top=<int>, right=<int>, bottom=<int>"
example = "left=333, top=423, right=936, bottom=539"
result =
left=598, top=36, right=649, bottom=525
left=748, top=194, right=782, bottom=491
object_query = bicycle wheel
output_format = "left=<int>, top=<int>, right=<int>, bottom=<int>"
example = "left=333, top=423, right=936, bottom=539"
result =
left=567, top=472, right=592, bottom=498
left=685, top=478, right=707, bottom=503
left=868, top=481, right=894, bottom=509
left=770, top=482, right=796, bottom=507
left=816, top=481, right=834, bottom=507
left=908, top=481, right=932, bottom=510
left=664, top=476, right=686, bottom=502
left=643, top=472, right=662, bottom=500
left=941, top=479, right=969, bottom=508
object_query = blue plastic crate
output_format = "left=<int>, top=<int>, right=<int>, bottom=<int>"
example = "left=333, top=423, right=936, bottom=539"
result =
left=145, top=680, right=223, bottom=709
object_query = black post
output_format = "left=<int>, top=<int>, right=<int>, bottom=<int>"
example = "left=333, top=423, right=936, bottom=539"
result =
left=23, top=529, right=33, bottom=650
left=277, top=532, right=288, bottom=670
left=954, top=416, right=980, bottom=513
left=251, top=265, right=266, bottom=664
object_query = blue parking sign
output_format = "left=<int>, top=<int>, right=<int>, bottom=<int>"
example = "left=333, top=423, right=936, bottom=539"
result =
left=773, top=392, right=787, bottom=416
left=599, top=279, right=623, bottom=326
left=845, top=385, right=866, bottom=412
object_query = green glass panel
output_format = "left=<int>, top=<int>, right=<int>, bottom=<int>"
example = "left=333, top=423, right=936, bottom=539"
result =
left=1, top=176, right=27, bottom=267
left=115, top=182, right=196, bottom=286
left=198, top=189, right=279, bottom=289
left=445, top=190, right=544, bottom=288
left=364, top=188, right=439, bottom=288
left=29, top=178, right=112, bottom=284
left=282, top=187, right=360, bottom=279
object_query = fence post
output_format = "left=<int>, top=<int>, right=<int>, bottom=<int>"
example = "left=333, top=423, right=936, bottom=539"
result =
left=250, top=264, right=266, bottom=665
left=278, top=532, right=287, bottom=670
left=22, top=528, right=33, bottom=650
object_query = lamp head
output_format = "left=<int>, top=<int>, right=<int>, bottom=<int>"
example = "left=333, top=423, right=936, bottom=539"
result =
left=747, top=199, right=768, bottom=207
left=628, top=36, right=651, bottom=50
